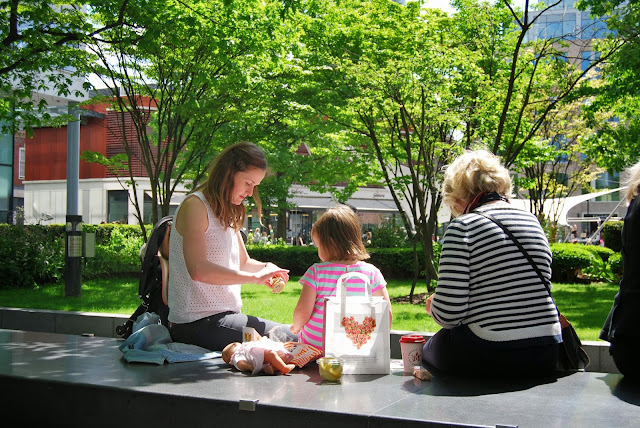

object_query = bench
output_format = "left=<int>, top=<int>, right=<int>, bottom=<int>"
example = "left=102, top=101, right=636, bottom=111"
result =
left=0, top=307, right=622, bottom=374
left=1, top=327, right=639, bottom=427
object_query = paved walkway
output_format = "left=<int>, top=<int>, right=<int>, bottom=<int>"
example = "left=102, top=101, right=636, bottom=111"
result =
left=0, top=328, right=638, bottom=427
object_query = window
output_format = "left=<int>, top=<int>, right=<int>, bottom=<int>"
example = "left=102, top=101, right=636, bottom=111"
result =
left=555, top=172, right=569, bottom=187
left=18, top=148, right=25, bottom=180
left=530, top=13, right=577, bottom=40
left=563, top=18, right=576, bottom=39
left=547, top=18, right=564, bottom=39
left=580, top=13, right=611, bottom=39
left=581, top=51, right=592, bottom=71
left=551, top=135, right=569, bottom=162
left=595, top=171, right=620, bottom=202
left=143, top=193, right=153, bottom=224
left=108, top=190, right=128, bottom=223
left=580, top=50, right=601, bottom=75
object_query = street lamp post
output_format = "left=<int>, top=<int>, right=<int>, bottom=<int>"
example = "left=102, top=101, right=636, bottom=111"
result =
left=65, top=103, right=82, bottom=297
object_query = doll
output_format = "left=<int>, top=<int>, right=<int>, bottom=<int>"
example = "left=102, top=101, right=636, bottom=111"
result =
left=222, top=337, right=296, bottom=375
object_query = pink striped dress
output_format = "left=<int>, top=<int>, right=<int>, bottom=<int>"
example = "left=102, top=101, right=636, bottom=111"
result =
left=298, top=261, right=387, bottom=353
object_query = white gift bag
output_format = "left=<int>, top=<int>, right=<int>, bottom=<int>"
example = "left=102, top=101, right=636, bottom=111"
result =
left=322, top=272, right=390, bottom=374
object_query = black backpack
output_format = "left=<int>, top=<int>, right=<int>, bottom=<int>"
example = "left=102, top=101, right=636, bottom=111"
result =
left=116, top=216, right=173, bottom=339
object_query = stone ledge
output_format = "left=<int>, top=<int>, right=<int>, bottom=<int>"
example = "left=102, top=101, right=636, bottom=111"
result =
left=3, top=329, right=636, bottom=428
left=0, top=307, right=619, bottom=374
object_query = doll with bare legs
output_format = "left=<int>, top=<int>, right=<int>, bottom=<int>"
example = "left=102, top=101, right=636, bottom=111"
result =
left=222, top=338, right=296, bottom=375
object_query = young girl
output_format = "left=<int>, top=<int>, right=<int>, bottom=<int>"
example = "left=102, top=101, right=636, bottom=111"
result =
left=290, top=205, right=392, bottom=353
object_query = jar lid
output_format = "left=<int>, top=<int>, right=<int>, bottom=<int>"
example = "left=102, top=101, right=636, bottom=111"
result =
left=317, top=357, right=342, bottom=364
left=399, top=334, right=426, bottom=343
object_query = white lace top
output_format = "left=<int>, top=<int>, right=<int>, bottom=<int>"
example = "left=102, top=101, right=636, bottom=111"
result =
left=168, top=192, right=242, bottom=324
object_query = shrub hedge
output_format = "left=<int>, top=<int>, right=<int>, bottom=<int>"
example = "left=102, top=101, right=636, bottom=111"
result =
left=247, top=243, right=440, bottom=280
left=602, top=221, right=623, bottom=252
left=608, top=252, right=623, bottom=277
left=83, top=226, right=145, bottom=279
left=246, top=246, right=321, bottom=277
left=549, top=243, right=595, bottom=282
left=580, top=245, right=616, bottom=262
left=0, top=224, right=65, bottom=288
left=0, top=223, right=622, bottom=290
left=0, top=223, right=147, bottom=289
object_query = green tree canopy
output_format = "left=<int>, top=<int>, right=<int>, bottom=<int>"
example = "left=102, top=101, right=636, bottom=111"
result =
left=0, top=0, right=134, bottom=132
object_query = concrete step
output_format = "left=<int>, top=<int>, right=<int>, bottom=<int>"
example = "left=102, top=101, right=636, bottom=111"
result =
left=0, top=306, right=620, bottom=374
left=2, top=328, right=637, bottom=428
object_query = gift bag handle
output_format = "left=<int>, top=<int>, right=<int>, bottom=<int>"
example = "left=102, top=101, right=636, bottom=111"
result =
left=335, top=272, right=376, bottom=319
left=335, top=271, right=373, bottom=302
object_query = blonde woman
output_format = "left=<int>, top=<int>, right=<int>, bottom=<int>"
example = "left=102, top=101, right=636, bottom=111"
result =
left=168, top=142, right=296, bottom=351
left=423, top=150, right=561, bottom=377
left=600, top=160, right=640, bottom=380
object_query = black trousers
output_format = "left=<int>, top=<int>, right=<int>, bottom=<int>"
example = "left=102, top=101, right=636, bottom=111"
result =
left=422, top=325, right=559, bottom=377
left=169, top=311, right=297, bottom=351
left=610, top=341, right=640, bottom=380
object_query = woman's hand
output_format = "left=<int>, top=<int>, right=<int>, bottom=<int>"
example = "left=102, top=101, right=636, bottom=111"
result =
left=256, top=262, right=289, bottom=286
left=425, top=294, right=434, bottom=317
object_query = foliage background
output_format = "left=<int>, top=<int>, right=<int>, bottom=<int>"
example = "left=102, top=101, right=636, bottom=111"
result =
left=0, top=223, right=622, bottom=289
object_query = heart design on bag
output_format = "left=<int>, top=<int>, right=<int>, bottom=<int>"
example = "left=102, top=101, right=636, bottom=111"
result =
left=341, top=316, right=376, bottom=349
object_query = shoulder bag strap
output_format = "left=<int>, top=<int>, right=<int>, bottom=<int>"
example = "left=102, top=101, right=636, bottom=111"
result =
left=476, top=212, right=579, bottom=353
left=474, top=211, right=553, bottom=297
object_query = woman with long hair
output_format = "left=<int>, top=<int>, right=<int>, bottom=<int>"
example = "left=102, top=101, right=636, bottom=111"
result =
left=168, top=142, right=296, bottom=351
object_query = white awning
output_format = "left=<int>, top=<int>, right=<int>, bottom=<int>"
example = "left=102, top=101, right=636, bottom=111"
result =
left=288, top=196, right=398, bottom=212
left=509, top=187, right=626, bottom=227
left=435, top=187, right=627, bottom=227
left=145, top=191, right=187, bottom=205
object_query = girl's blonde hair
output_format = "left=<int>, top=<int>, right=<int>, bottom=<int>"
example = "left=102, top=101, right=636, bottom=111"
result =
left=195, top=142, right=267, bottom=231
left=312, top=205, right=369, bottom=262
left=623, top=160, right=640, bottom=203
left=441, top=149, right=512, bottom=209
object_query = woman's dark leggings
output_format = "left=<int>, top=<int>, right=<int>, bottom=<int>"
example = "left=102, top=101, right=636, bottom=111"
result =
left=610, top=341, right=640, bottom=380
left=422, top=325, right=559, bottom=377
left=169, top=311, right=297, bottom=351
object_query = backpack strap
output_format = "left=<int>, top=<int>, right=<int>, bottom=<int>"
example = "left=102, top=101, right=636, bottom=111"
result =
left=158, top=251, right=169, bottom=306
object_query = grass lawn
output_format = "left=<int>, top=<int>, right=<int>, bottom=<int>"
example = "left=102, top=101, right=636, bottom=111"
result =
left=0, top=276, right=618, bottom=341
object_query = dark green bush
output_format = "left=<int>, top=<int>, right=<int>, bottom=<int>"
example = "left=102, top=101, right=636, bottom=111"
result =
left=581, top=245, right=616, bottom=262
left=550, top=243, right=594, bottom=282
left=602, top=221, right=623, bottom=252
left=0, top=224, right=66, bottom=288
left=248, top=243, right=441, bottom=280
left=83, top=227, right=145, bottom=278
left=369, top=222, right=408, bottom=248
left=247, top=246, right=321, bottom=276
left=83, top=223, right=147, bottom=245
left=0, top=221, right=441, bottom=289
left=369, top=248, right=426, bottom=279
left=609, top=252, right=623, bottom=278
left=580, top=244, right=620, bottom=282
left=0, top=223, right=147, bottom=289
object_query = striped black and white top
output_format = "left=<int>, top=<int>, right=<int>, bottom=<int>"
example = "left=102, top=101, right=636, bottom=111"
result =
left=431, top=201, right=562, bottom=345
